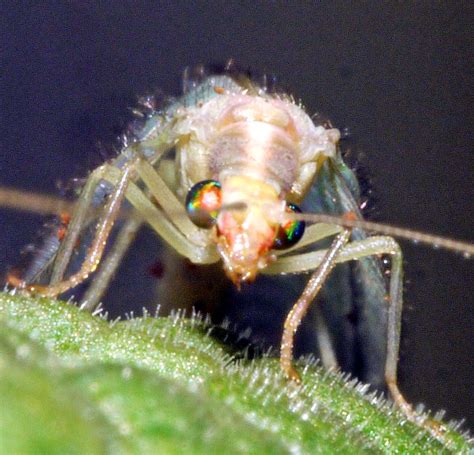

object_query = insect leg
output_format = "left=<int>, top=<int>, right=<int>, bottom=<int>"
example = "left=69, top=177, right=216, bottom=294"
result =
left=98, top=162, right=219, bottom=265
left=79, top=155, right=218, bottom=312
left=271, top=235, right=445, bottom=434
left=267, top=236, right=403, bottom=383
left=273, top=223, right=348, bottom=372
left=281, top=229, right=352, bottom=381
left=49, top=166, right=115, bottom=285
left=265, top=236, right=400, bottom=274
left=26, top=161, right=136, bottom=297
left=134, top=158, right=212, bottom=244
left=79, top=217, right=142, bottom=312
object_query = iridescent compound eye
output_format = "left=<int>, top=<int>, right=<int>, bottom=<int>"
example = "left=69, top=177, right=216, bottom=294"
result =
left=185, top=180, right=222, bottom=228
left=273, top=202, right=305, bottom=250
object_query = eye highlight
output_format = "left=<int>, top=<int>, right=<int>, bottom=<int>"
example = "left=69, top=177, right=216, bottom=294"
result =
left=185, top=179, right=222, bottom=228
left=273, top=202, right=305, bottom=250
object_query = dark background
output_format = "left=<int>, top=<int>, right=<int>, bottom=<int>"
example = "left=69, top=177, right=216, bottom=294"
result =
left=1, top=2, right=472, bottom=431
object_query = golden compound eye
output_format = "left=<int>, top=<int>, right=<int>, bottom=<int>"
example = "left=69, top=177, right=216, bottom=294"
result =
left=273, top=202, right=305, bottom=250
left=185, top=180, right=222, bottom=228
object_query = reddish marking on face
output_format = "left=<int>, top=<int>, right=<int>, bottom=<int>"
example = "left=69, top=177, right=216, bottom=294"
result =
left=217, top=212, right=237, bottom=243
left=216, top=207, right=278, bottom=285
left=214, top=86, right=225, bottom=95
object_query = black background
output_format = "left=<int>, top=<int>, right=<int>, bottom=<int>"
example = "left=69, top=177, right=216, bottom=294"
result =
left=1, top=2, right=473, bottom=431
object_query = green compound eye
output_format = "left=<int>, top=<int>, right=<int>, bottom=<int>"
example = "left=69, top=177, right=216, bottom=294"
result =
left=185, top=180, right=222, bottom=228
left=273, top=202, right=305, bottom=250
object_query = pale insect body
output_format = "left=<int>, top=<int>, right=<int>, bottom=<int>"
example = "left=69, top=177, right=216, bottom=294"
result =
left=174, top=87, right=340, bottom=282
left=175, top=89, right=338, bottom=199
left=7, top=68, right=470, bottom=439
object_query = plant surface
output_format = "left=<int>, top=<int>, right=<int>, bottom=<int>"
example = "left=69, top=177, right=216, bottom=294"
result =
left=0, top=292, right=471, bottom=454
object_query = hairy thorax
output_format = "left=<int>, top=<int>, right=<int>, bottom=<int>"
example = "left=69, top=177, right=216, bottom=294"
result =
left=174, top=92, right=340, bottom=202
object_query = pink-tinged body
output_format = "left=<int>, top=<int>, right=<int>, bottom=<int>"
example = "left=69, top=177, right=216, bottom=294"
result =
left=174, top=90, right=340, bottom=283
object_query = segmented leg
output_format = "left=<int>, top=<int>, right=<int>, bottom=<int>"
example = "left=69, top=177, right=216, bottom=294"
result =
left=79, top=156, right=219, bottom=311
left=23, top=145, right=223, bottom=297
left=265, top=236, right=401, bottom=274
left=274, top=222, right=346, bottom=372
left=271, top=236, right=401, bottom=384
left=270, top=237, right=405, bottom=388
left=50, top=164, right=114, bottom=284
left=79, top=217, right=142, bottom=312
left=272, top=234, right=445, bottom=437
left=280, top=229, right=352, bottom=380
left=135, top=159, right=210, bottom=242
left=276, top=222, right=343, bottom=256
left=26, top=160, right=137, bottom=296
left=101, top=163, right=218, bottom=264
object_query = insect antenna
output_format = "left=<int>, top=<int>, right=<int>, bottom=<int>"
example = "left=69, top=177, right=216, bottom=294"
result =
left=3, top=186, right=471, bottom=257
left=291, top=212, right=474, bottom=257
left=0, top=187, right=132, bottom=220
left=0, top=187, right=75, bottom=217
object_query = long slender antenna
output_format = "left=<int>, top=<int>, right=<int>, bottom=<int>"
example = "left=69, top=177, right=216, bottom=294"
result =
left=0, top=187, right=128, bottom=220
left=2, top=186, right=472, bottom=257
left=0, top=187, right=75, bottom=216
left=292, top=212, right=474, bottom=257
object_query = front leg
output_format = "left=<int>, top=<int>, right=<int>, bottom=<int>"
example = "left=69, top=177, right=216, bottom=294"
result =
left=26, top=160, right=136, bottom=297
left=281, top=229, right=351, bottom=381
left=274, top=234, right=447, bottom=439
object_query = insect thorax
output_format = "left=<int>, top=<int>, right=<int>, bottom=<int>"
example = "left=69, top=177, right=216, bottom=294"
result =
left=172, top=77, right=340, bottom=202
